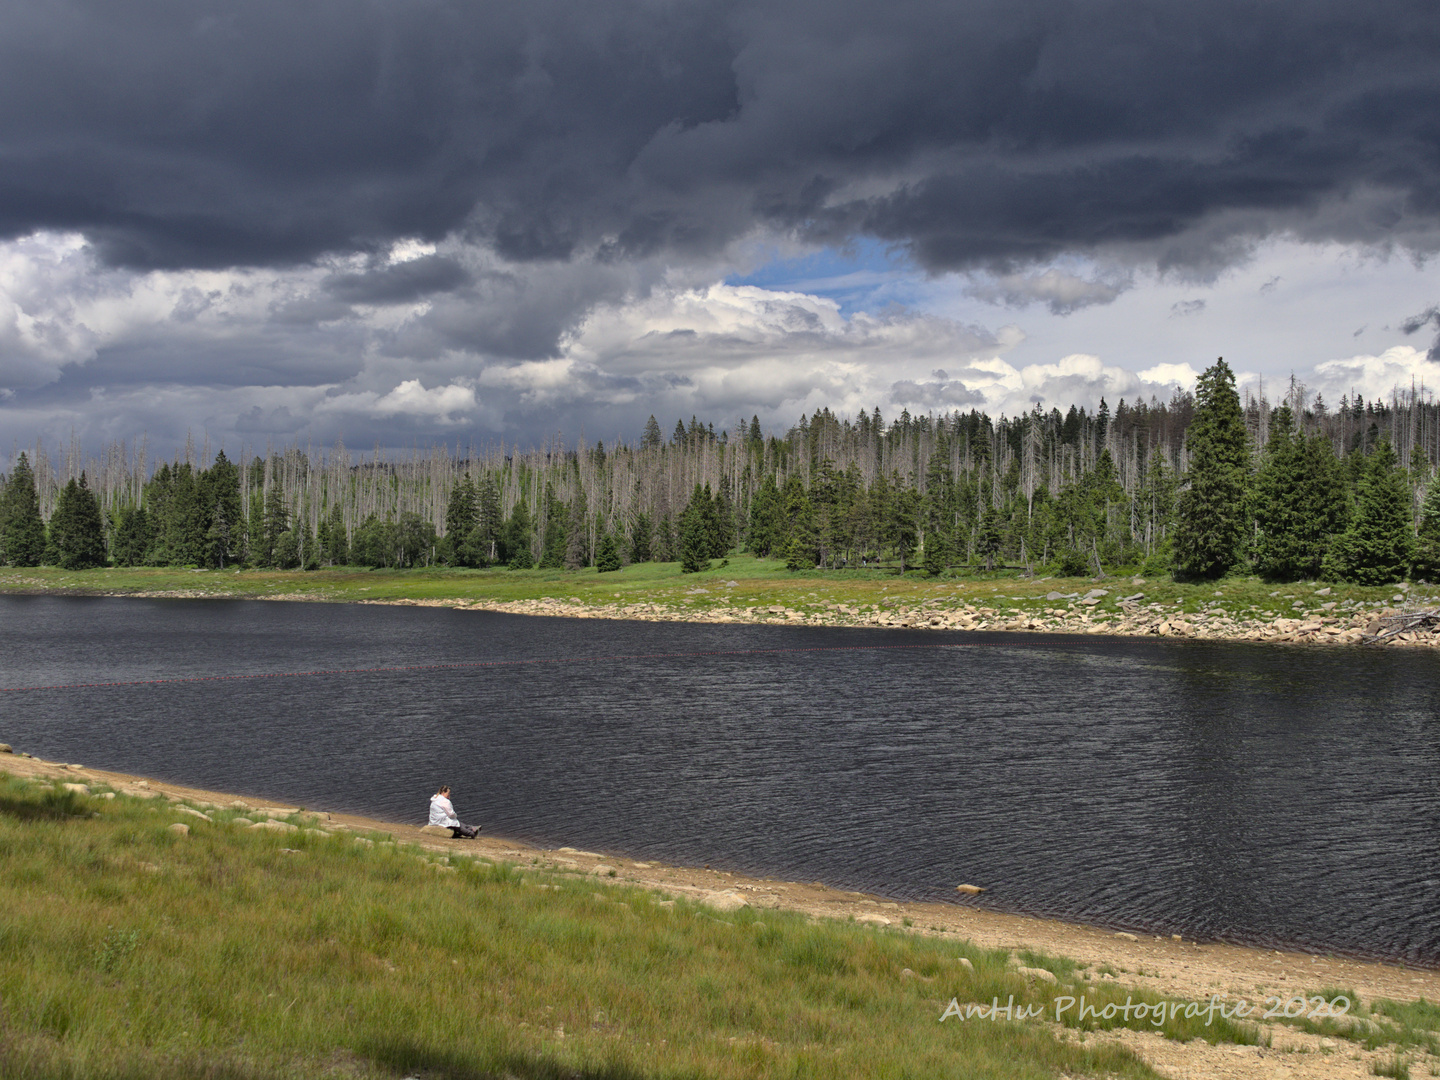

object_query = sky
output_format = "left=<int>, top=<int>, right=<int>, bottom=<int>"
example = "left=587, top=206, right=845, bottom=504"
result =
left=2, top=0, right=1440, bottom=456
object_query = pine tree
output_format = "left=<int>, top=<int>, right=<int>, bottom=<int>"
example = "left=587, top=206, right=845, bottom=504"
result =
left=641, top=415, right=663, bottom=450
left=503, top=499, right=534, bottom=568
left=538, top=485, right=567, bottom=568
left=112, top=506, right=153, bottom=567
left=1413, top=475, right=1440, bottom=581
left=442, top=476, right=478, bottom=565
left=1251, top=407, right=1347, bottom=581
left=199, top=450, right=243, bottom=568
left=48, top=474, right=108, bottom=569
left=259, top=484, right=289, bottom=568
left=1173, top=358, right=1250, bottom=579
left=629, top=511, right=652, bottom=563
left=679, top=497, right=711, bottom=574
left=475, top=474, right=502, bottom=564
left=595, top=530, right=622, bottom=572
left=746, top=474, right=783, bottom=556
left=1324, top=439, right=1416, bottom=585
left=0, top=452, right=46, bottom=566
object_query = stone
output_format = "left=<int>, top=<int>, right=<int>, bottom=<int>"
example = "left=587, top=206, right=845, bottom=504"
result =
left=1017, top=965, right=1058, bottom=984
left=230, top=817, right=253, bottom=827
left=856, top=913, right=891, bottom=925
left=175, top=806, right=212, bottom=822
left=1393, top=594, right=1406, bottom=602
left=1314, top=587, right=1332, bottom=596
left=591, top=864, right=617, bottom=876
left=703, top=890, right=749, bottom=912
left=419, top=824, right=454, bottom=837
left=65, top=763, right=84, bottom=771
left=101, top=792, right=115, bottom=800
left=955, top=883, right=985, bottom=895
left=248, top=819, right=298, bottom=833
left=958, top=957, right=974, bottom=971
left=1044, top=591, right=1065, bottom=600
left=1119, top=593, right=1144, bottom=603
left=1114, top=931, right=1138, bottom=941
left=169, top=823, right=189, bottom=836
left=0, top=743, right=11, bottom=753
left=62, top=783, right=90, bottom=795
left=1082, top=588, right=1109, bottom=599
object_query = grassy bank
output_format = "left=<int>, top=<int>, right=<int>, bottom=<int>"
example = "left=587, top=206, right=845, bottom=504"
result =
left=0, top=558, right=1431, bottom=629
left=0, top=771, right=1293, bottom=1080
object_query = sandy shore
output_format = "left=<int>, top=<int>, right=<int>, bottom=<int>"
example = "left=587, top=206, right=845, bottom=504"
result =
left=5, top=748, right=1437, bottom=1080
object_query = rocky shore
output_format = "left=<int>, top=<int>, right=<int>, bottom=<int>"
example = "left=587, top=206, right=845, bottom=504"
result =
left=362, top=588, right=1435, bottom=647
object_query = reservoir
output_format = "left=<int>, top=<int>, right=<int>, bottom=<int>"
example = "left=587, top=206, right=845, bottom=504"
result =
left=1, top=594, right=1437, bottom=965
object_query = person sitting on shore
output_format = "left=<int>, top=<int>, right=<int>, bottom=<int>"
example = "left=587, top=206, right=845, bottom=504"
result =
left=429, top=785, right=480, bottom=839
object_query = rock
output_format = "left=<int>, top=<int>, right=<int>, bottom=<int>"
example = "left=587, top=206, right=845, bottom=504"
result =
left=0, top=743, right=11, bottom=753
left=1392, top=594, right=1406, bottom=602
left=955, top=883, right=985, bottom=895
left=65, top=763, right=84, bottom=772
left=248, top=819, right=298, bottom=833
left=958, top=957, right=974, bottom=971
left=1017, top=965, right=1058, bottom=985
left=62, top=782, right=90, bottom=795
left=1314, top=587, right=1332, bottom=596
left=169, top=823, right=189, bottom=836
left=101, top=792, right=115, bottom=800
left=1044, top=591, right=1066, bottom=601
left=1297, top=621, right=1323, bottom=633
left=1114, top=932, right=1138, bottom=941
left=1131, top=577, right=1146, bottom=585
left=419, top=824, right=454, bottom=837
left=175, top=806, right=212, bottom=822
left=1320, top=601, right=1337, bottom=610
left=591, top=864, right=617, bottom=876
left=1119, top=592, right=1144, bottom=603
left=1082, top=588, right=1109, bottom=599
left=856, top=913, right=891, bottom=925
left=703, top=890, right=749, bottom=912
left=230, top=817, right=253, bottom=826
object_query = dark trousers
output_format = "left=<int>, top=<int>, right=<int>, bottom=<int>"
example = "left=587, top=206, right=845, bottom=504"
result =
left=449, top=823, right=479, bottom=839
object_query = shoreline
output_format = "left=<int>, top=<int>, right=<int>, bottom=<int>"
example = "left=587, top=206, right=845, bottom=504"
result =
left=7, top=749, right=1439, bottom=1079
left=11, top=581, right=1440, bottom=649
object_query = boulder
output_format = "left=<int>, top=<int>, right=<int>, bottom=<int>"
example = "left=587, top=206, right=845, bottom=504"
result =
left=1113, top=931, right=1138, bottom=941
left=703, top=890, right=749, bottom=913
left=230, top=817, right=254, bottom=827
left=419, top=824, right=454, bottom=837
left=856, top=913, right=891, bottom=925
left=169, top=823, right=189, bottom=836
left=0, top=743, right=11, bottom=753
left=174, top=806, right=212, bottom=822
left=958, top=957, right=974, bottom=971
left=1017, top=965, right=1058, bottom=985
left=62, top=783, right=90, bottom=795
left=249, top=819, right=298, bottom=833
left=955, top=884, right=985, bottom=895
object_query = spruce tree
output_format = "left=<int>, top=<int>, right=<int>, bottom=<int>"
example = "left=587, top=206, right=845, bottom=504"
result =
left=628, top=511, right=652, bottom=563
left=503, top=499, right=534, bottom=567
left=1173, top=358, right=1250, bottom=579
left=0, top=452, right=46, bottom=566
left=595, top=530, right=622, bottom=572
left=563, top=488, right=590, bottom=568
left=679, top=499, right=711, bottom=573
left=746, top=474, right=783, bottom=556
left=1413, top=475, right=1440, bottom=581
left=112, top=506, right=152, bottom=566
left=1324, top=439, right=1416, bottom=584
left=442, top=476, right=478, bottom=565
left=200, top=450, right=243, bottom=568
left=1251, top=407, right=1347, bottom=580
left=49, top=474, right=108, bottom=569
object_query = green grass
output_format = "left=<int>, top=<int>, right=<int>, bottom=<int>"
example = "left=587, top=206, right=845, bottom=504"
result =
left=0, top=771, right=1286, bottom=1079
left=0, top=560, right=1429, bottom=631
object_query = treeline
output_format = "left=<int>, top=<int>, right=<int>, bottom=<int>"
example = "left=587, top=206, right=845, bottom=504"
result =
left=3, top=360, right=1440, bottom=583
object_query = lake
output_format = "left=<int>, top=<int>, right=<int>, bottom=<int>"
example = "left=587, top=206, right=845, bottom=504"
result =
left=1, top=594, right=1437, bottom=965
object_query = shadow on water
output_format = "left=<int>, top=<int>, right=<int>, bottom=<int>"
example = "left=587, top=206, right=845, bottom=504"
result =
left=0, top=595, right=1437, bottom=965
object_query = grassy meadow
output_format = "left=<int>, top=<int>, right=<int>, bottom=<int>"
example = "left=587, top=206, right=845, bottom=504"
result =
left=0, top=772, right=1293, bottom=1080
left=0, top=556, right=1431, bottom=627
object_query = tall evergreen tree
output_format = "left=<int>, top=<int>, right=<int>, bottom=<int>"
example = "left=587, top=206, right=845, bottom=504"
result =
left=1173, top=358, right=1250, bottom=579
left=564, top=487, right=590, bottom=568
left=199, top=450, right=243, bottom=568
left=538, top=485, right=567, bottom=568
left=595, top=530, right=622, bottom=572
left=746, top=474, right=783, bottom=556
left=48, top=474, right=108, bottom=569
left=1251, top=407, right=1347, bottom=580
left=111, top=506, right=153, bottom=567
left=641, top=415, right=663, bottom=450
left=441, top=476, right=478, bottom=565
left=679, top=494, right=711, bottom=573
left=1412, top=475, right=1440, bottom=581
left=0, top=452, right=46, bottom=566
left=1324, top=439, right=1416, bottom=584
left=628, top=510, right=652, bottom=563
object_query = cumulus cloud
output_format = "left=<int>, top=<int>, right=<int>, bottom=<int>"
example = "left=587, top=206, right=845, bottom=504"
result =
left=1310, top=346, right=1440, bottom=403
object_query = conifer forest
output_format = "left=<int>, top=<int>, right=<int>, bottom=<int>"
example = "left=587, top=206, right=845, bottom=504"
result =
left=5, top=360, right=1440, bottom=585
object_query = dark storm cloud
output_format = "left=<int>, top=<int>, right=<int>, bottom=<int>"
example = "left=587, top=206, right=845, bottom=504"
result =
left=1402, top=305, right=1440, bottom=361
left=1, top=0, right=1438, bottom=283
left=323, top=256, right=471, bottom=305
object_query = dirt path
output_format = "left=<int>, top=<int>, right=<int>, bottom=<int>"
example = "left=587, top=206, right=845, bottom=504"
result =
left=6, top=751, right=1435, bottom=1080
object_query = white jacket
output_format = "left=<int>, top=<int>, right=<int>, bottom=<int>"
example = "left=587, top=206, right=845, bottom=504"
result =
left=429, top=794, right=459, bottom=828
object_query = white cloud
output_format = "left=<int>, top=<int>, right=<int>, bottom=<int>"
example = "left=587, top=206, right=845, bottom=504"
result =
left=1310, top=346, right=1440, bottom=404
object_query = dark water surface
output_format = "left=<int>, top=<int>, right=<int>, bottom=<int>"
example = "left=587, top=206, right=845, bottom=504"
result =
left=2, top=594, right=1438, bottom=964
